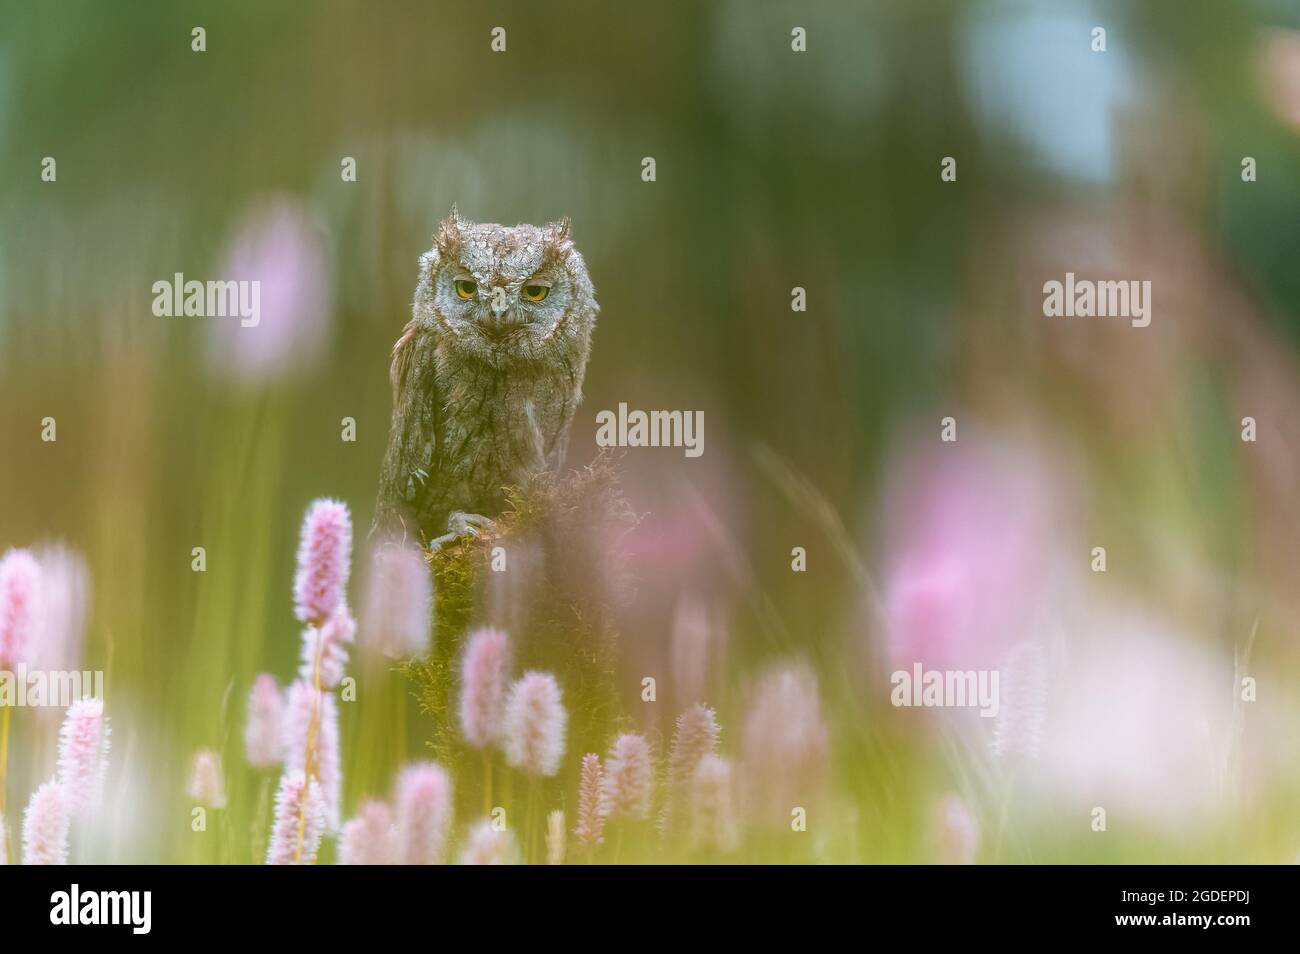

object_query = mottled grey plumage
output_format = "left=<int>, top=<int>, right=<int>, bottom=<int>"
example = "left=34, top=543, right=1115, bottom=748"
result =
left=373, top=208, right=599, bottom=545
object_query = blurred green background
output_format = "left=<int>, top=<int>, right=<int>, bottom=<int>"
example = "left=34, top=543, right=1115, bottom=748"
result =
left=3, top=0, right=1300, bottom=863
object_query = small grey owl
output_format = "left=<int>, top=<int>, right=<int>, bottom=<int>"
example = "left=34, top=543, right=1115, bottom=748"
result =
left=373, top=208, right=599, bottom=545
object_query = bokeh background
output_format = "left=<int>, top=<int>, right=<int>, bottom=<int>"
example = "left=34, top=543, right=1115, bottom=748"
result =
left=2, top=0, right=1300, bottom=863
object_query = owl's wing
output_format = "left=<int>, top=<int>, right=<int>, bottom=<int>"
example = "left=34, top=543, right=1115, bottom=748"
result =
left=372, top=320, right=442, bottom=541
left=388, top=318, right=420, bottom=405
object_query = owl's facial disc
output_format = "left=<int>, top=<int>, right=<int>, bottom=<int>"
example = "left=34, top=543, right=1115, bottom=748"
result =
left=421, top=215, right=587, bottom=362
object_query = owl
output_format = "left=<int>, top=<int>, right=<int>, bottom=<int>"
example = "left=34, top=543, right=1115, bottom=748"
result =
left=372, top=208, right=600, bottom=546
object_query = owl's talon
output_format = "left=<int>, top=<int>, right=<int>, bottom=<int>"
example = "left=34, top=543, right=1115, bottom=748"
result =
left=449, top=510, right=497, bottom=537
left=429, top=511, right=497, bottom=550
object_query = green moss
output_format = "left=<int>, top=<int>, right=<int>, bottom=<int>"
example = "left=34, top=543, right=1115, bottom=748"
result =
left=401, top=451, right=638, bottom=819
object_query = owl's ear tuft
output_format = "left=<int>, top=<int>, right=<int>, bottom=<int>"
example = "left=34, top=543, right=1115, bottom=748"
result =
left=434, top=205, right=464, bottom=258
left=548, top=216, right=572, bottom=245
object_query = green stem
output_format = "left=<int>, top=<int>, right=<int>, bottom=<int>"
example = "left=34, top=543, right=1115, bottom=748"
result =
left=294, top=645, right=325, bottom=864
left=526, top=777, right=539, bottom=864
left=0, top=703, right=10, bottom=825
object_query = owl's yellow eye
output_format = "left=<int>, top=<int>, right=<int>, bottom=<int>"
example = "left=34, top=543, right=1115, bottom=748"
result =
left=521, top=284, right=549, bottom=302
left=454, top=279, right=477, bottom=300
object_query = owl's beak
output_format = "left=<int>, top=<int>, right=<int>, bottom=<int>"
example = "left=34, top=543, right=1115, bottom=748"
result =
left=481, top=294, right=517, bottom=341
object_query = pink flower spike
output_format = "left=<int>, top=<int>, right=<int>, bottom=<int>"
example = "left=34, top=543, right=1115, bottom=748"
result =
left=741, top=661, right=830, bottom=825
left=691, top=754, right=738, bottom=852
left=394, top=762, right=452, bottom=864
left=245, top=674, right=284, bottom=769
left=57, top=698, right=110, bottom=819
left=31, top=543, right=90, bottom=675
left=22, top=780, right=69, bottom=865
left=266, top=771, right=326, bottom=865
left=282, top=680, right=312, bottom=767
left=282, top=679, right=341, bottom=832
left=339, top=800, right=397, bottom=865
left=664, top=703, right=719, bottom=833
left=459, top=628, right=510, bottom=749
left=669, top=704, right=720, bottom=788
left=599, top=733, right=653, bottom=821
left=575, top=753, right=605, bottom=849
left=293, top=499, right=352, bottom=625
left=503, top=671, right=567, bottom=777
left=0, top=810, right=8, bottom=865
left=0, top=549, right=42, bottom=670
left=188, top=749, right=227, bottom=809
left=670, top=595, right=725, bottom=710
left=360, top=542, right=433, bottom=659
left=208, top=196, right=332, bottom=383
left=458, top=820, right=519, bottom=865
left=299, top=605, right=356, bottom=690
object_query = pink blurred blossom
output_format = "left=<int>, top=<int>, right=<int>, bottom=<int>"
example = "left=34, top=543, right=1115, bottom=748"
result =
left=266, top=771, right=326, bottom=865
left=339, top=800, right=397, bottom=865
left=0, top=549, right=42, bottom=670
left=458, top=820, right=519, bottom=865
left=299, top=605, right=356, bottom=691
left=668, top=704, right=720, bottom=792
left=282, top=679, right=341, bottom=832
left=575, top=753, right=605, bottom=849
left=663, top=703, right=720, bottom=834
left=1039, top=607, right=1229, bottom=827
left=740, top=661, right=829, bottom=825
left=22, top=780, right=68, bottom=865
left=359, top=542, right=432, bottom=659
left=293, top=498, right=352, bottom=625
left=281, top=679, right=315, bottom=771
left=315, top=693, right=342, bottom=834
left=880, top=435, right=1073, bottom=672
left=245, top=674, right=284, bottom=769
left=458, top=628, right=510, bottom=749
left=670, top=594, right=728, bottom=709
left=502, top=671, right=567, bottom=777
left=188, top=749, right=226, bottom=809
left=599, top=733, right=653, bottom=820
left=30, top=543, right=90, bottom=675
left=207, top=195, right=332, bottom=383
left=394, top=762, right=452, bottom=865
left=57, top=698, right=110, bottom=818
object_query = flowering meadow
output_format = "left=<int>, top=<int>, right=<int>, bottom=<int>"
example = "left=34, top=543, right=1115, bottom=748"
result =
left=4, top=1, right=1300, bottom=867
